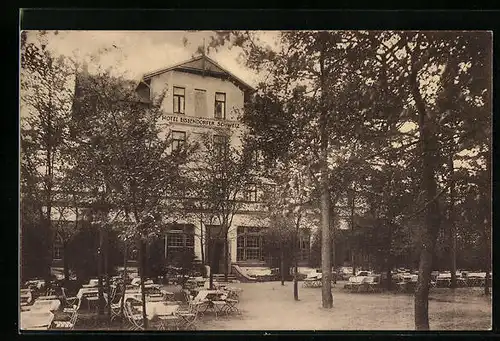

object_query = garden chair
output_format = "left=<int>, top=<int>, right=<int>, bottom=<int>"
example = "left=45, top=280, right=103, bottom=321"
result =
left=223, top=294, right=240, bottom=315
left=208, top=292, right=229, bottom=319
left=63, top=297, right=82, bottom=314
left=365, top=276, right=381, bottom=293
left=50, top=298, right=82, bottom=330
left=84, top=292, right=100, bottom=312
left=183, top=290, right=207, bottom=316
left=124, top=300, right=144, bottom=331
left=176, top=300, right=202, bottom=330
left=110, top=288, right=124, bottom=321
left=61, top=287, right=79, bottom=309
left=157, top=314, right=181, bottom=331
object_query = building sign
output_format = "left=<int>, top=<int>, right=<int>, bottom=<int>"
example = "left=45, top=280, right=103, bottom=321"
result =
left=164, top=114, right=241, bottom=129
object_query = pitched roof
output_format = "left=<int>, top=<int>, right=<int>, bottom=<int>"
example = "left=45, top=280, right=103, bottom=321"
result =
left=140, top=55, right=255, bottom=92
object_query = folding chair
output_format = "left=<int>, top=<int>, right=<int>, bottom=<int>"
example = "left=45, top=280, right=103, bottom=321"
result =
left=61, top=287, right=79, bottom=309
left=223, top=295, right=240, bottom=315
left=51, top=298, right=82, bottom=330
left=209, top=295, right=228, bottom=319
left=176, top=301, right=201, bottom=330
left=110, top=287, right=124, bottom=321
left=124, top=300, right=144, bottom=331
left=85, top=292, right=100, bottom=311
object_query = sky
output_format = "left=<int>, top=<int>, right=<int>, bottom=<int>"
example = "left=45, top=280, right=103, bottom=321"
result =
left=25, top=30, right=274, bottom=86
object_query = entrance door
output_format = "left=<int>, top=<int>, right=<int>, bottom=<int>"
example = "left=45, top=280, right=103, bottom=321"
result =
left=206, top=225, right=225, bottom=274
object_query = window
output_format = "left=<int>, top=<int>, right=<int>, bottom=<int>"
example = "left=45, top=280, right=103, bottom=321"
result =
left=173, top=87, right=185, bottom=114
left=171, top=131, right=186, bottom=152
left=53, top=233, right=63, bottom=260
left=243, top=183, right=258, bottom=202
left=214, top=134, right=228, bottom=155
left=129, top=247, right=139, bottom=261
left=166, top=224, right=195, bottom=262
left=214, top=92, right=226, bottom=119
left=298, top=232, right=310, bottom=262
left=236, top=226, right=265, bottom=261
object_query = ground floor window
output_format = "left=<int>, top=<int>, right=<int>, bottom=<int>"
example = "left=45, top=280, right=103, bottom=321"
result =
left=166, top=224, right=195, bottom=263
left=53, top=233, right=64, bottom=260
left=237, top=226, right=265, bottom=261
left=298, top=231, right=310, bottom=262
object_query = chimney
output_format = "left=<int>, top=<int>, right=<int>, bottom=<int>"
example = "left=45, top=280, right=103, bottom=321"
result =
left=81, top=61, right=89, bottom=75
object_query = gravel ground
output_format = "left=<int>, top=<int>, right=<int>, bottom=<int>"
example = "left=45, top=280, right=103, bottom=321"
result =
left=194, top=281, right=492, bottom=331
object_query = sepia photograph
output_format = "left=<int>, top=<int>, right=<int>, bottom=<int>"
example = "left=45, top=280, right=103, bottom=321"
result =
left=19, top=30, right=492, bottom=332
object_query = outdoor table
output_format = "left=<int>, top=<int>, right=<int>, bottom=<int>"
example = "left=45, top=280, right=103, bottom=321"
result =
left=31, top=299, right=61, bottom=312
left=25, top=280, right=45, bottom=290
left=436, top=278, right=451, bottom=287
left=123, top=291, right=143, bottom=302
left=136, top=302, right=179, bottom=320
left=163, top=291, right=175, bottom=299
left=77, top=287, right=99, bottom=299
left=82, top=284, right=97, bottom=288
left=76, top=288, right=108, bottom=310
left=21, top=289, right=33, bottom=304
left=20, top=310, right=54, bottom=330
left=303, top=278, right=322, bottom=288
left=194, top=289, right=224, bottom=302
left=37, top=295, right=58, bottom=301
left=89, top=279, right=99, bottom=286
left=198, top=291, right=227, bottom=319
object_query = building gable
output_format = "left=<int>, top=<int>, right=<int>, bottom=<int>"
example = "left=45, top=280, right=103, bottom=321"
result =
left=141, top=55, right=254, bottom=93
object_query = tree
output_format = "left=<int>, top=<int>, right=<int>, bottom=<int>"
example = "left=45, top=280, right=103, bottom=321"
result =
left=213, top=30, right=394, bottom=308
left=20, top=31, right=76, bottom=284
left=365, top=31, right=492, bottom=329
left=205, top=30, right=492, bottom=324
left=260, top=160, right=315, bottom=299
left=188, top=132, right=255, bottom=287
left=71, top=69, right=190, bottom=328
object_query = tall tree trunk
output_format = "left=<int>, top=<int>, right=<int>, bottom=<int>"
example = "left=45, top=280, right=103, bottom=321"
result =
left=319, top=35, right=333, bottom=309
left=44, top=213, right=52, bottom=289
left=104, top=229, right=111, bottom=321
left=44, top=107, right=54, bottom=288
left=350, top=188, right=356, bottom=276
left=448, top=153, right=457, bottom=289
left=139, top=240, right=148, bottom=330
left=97, top=226, right=105, bottom=316
left=209, top=237, right=215, bottom=289
left=120, top=243, right=127, bottom=318
left=293, top=253, right=299, bottom=301
left=280, top=246, right=285, bottom=286
left=63, top=241, right=70, bottom=286
left=411, top=61, right=441, bottom=331
left=200, top=217, right=205, bottom=265
left=294, top=213, right=302, bottom=300
left=386, top=266, right=392, bottom=291
left=224, top=233, right=229, bottom=282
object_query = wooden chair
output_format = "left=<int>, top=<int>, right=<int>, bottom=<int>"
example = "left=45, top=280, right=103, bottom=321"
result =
left=176, top=300, right=201, bottom=330
left=124, top=300, right=144, bottom=331
left=61, top=288, right=79, bottom=308
left=84, top=292, right=100, bottom=312
left=110, top=287, right=124, bottom=321
left=51, top=298, right=82, bottom=330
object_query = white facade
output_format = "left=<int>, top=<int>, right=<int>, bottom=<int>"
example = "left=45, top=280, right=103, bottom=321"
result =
left=140, top=55, right=273, bottom=270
